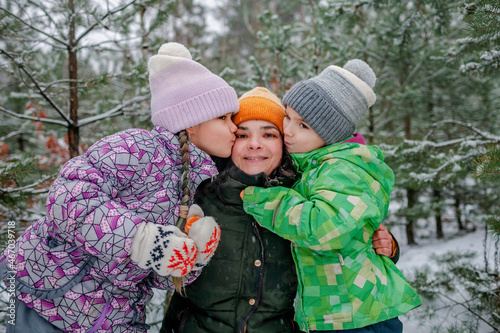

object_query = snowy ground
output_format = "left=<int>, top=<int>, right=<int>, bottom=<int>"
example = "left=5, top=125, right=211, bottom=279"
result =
left=393, top=226, right=497, bottom=333
left=1, top=227, right=496, bottom=333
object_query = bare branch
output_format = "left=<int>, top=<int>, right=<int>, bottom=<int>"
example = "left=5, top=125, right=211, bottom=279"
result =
left=0, top=106, right=68, bottom=126
left=0, top=175, right=53, bottom=195
left=435, top=290, right=500, bottom=332
left=73, top=35, right=142, bottom=52
left=76, top=0, right=137, bottom=44
left=78, top=94, right=150, bottom=127
left=433, top=119, right=500, bottom=141
left=0, top=49, right=71, bottom=124
left=0, top=122, right=31, bottom=141
left=0, top=6, right=70, bottom=48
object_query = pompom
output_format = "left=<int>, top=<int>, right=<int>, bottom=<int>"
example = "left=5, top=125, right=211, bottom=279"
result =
left=343, top=59, right=376, bottom=89
left=158, top=42, right=192, bottom=60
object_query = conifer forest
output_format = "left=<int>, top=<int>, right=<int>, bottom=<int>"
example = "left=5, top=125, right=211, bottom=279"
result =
left=0, top=0, right=499, bottom=332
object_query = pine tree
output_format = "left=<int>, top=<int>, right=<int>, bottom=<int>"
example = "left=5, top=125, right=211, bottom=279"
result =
left=462, top=0, right=500, bottom=239
left=474, top=145, right=500, bottom=238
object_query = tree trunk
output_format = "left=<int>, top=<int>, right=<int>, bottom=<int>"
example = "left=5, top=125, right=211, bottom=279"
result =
left=404, top=115, right=411, bottom=140
left=67, top=0, right=79, bottom=158
left=433, top=188, right=444, bottom=239
left=406, top=189, right=417, bottom=245
left=455, top=195, right=465, bottom=230
left=405, top=114, right=417, bottom=245
left=17, top=135, right=24, bottom=152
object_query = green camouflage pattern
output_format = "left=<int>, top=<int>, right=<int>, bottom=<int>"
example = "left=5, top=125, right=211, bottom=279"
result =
left=242, top=141, right=422, bottom=331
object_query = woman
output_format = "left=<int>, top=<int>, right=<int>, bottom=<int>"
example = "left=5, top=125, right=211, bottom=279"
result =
left=160, top=87, right=398, bottom=333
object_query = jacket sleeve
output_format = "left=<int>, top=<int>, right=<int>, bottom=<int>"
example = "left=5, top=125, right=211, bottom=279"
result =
left=242, top=161, right=391, bottom=251
left=45, top=132, right=153, bottom=264
left=389, top=231, right=400, bottom=264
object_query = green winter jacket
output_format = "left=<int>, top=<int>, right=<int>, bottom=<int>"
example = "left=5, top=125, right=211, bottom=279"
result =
left=161, top=166, right=298, bottom=333
left=242, top=141, right=422, bottom=331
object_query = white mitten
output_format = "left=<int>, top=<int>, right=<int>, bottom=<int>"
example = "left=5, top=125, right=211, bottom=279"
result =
left=185, top=204, right=221, bottom=270
left=130, top=222, right=197, bottom=277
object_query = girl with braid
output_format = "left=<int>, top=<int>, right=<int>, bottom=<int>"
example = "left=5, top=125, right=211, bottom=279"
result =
left=0, top=42, right=239, bottom=333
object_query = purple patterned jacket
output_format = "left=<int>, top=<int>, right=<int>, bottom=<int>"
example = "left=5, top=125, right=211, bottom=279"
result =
left=0, top=127, right=218, bottom=332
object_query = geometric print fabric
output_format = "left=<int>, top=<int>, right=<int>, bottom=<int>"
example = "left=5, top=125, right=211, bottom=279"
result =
left=1, top=127, right=216, bottom=332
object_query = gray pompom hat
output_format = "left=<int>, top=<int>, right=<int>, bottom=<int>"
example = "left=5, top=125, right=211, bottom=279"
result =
left=282, top=59, right=376, bottom=145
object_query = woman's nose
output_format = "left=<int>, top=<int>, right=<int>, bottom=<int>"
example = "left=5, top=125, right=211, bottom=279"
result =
left=248, top=137, right=262, bottom=149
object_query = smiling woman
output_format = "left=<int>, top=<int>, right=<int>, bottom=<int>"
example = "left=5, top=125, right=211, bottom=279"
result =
left=160, top=87, right=299, bottom=333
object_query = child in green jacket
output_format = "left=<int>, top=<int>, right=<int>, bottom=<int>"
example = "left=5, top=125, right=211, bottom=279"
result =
left=241, top=60, right=422, bottom=332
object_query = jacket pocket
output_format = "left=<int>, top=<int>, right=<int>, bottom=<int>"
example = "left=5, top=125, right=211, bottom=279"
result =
left=178, top=308, right=193, bottom=333
left=302, top=251, right=351, bottom=318
left=15, top=236, right=97, bottom=300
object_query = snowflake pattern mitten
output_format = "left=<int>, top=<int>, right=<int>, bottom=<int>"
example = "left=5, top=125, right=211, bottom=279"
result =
left=185, top=204, right=221, bottom=270
left=130, top=222, right=197, bottom=277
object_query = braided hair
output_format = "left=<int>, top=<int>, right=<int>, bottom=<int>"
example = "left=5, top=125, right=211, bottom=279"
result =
left=173, top=130, right=191, bottom=293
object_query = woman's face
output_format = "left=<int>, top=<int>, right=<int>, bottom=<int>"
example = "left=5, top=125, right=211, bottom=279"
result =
left=187, top=113, right=237, bottom=158
left=231, top=120, right=283, bottom=176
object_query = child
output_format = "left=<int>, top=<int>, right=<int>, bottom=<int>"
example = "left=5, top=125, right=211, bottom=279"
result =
left=0, top=42, right=239, bottom=333
left=241, top=60, right=422, bottom=332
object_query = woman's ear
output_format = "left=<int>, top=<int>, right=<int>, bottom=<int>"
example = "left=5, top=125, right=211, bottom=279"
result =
left=185, top=126, right=194, bottom=135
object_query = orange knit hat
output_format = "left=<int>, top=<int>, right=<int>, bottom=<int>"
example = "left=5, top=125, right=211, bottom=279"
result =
left=233, top=87, right=286, bottom=134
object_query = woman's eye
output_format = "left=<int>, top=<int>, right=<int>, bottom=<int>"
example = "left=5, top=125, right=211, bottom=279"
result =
left=219, top=115, right=227, bottom=120
left=235, top=134, right=247, bottom=139
left=264, top=133, right=278, bottom=138
left=300, top=123, right=309, bottom=129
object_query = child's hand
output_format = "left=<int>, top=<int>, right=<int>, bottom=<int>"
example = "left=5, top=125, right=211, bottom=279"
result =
left=185, top=204, right=221, bottom=270
left=131, top=223, right=197, bottom=277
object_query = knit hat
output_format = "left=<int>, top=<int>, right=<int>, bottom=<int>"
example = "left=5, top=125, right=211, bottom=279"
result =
left=233, top=87, right=286, bottom=134
left=148, top=42, right=239, bottom=133
left=282, top=59, right=376, bottom=145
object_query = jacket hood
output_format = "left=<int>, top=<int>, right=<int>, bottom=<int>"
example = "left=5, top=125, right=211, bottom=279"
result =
left=291, top=141, right=393, bottom=196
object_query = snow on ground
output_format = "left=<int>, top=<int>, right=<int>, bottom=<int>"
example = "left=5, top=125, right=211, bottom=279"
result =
left=393, top=226, right=497, bottom=333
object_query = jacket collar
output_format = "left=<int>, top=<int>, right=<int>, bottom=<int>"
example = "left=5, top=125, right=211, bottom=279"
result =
left=291, top=137, right=365, bottom=173
left=219, top=166, right=294, bottom=205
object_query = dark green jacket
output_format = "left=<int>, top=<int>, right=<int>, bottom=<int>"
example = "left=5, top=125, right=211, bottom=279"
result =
left=161, top=166, right=298, bottom=333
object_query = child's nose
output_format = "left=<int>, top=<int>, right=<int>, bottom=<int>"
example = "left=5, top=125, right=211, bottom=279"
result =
left=283, top=123, right=292, bottom=137
left=229, top=120, right=237, bottom=133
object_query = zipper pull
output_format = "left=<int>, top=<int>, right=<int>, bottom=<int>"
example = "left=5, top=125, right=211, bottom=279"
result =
left=338, top=253, right=344, bottom=265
